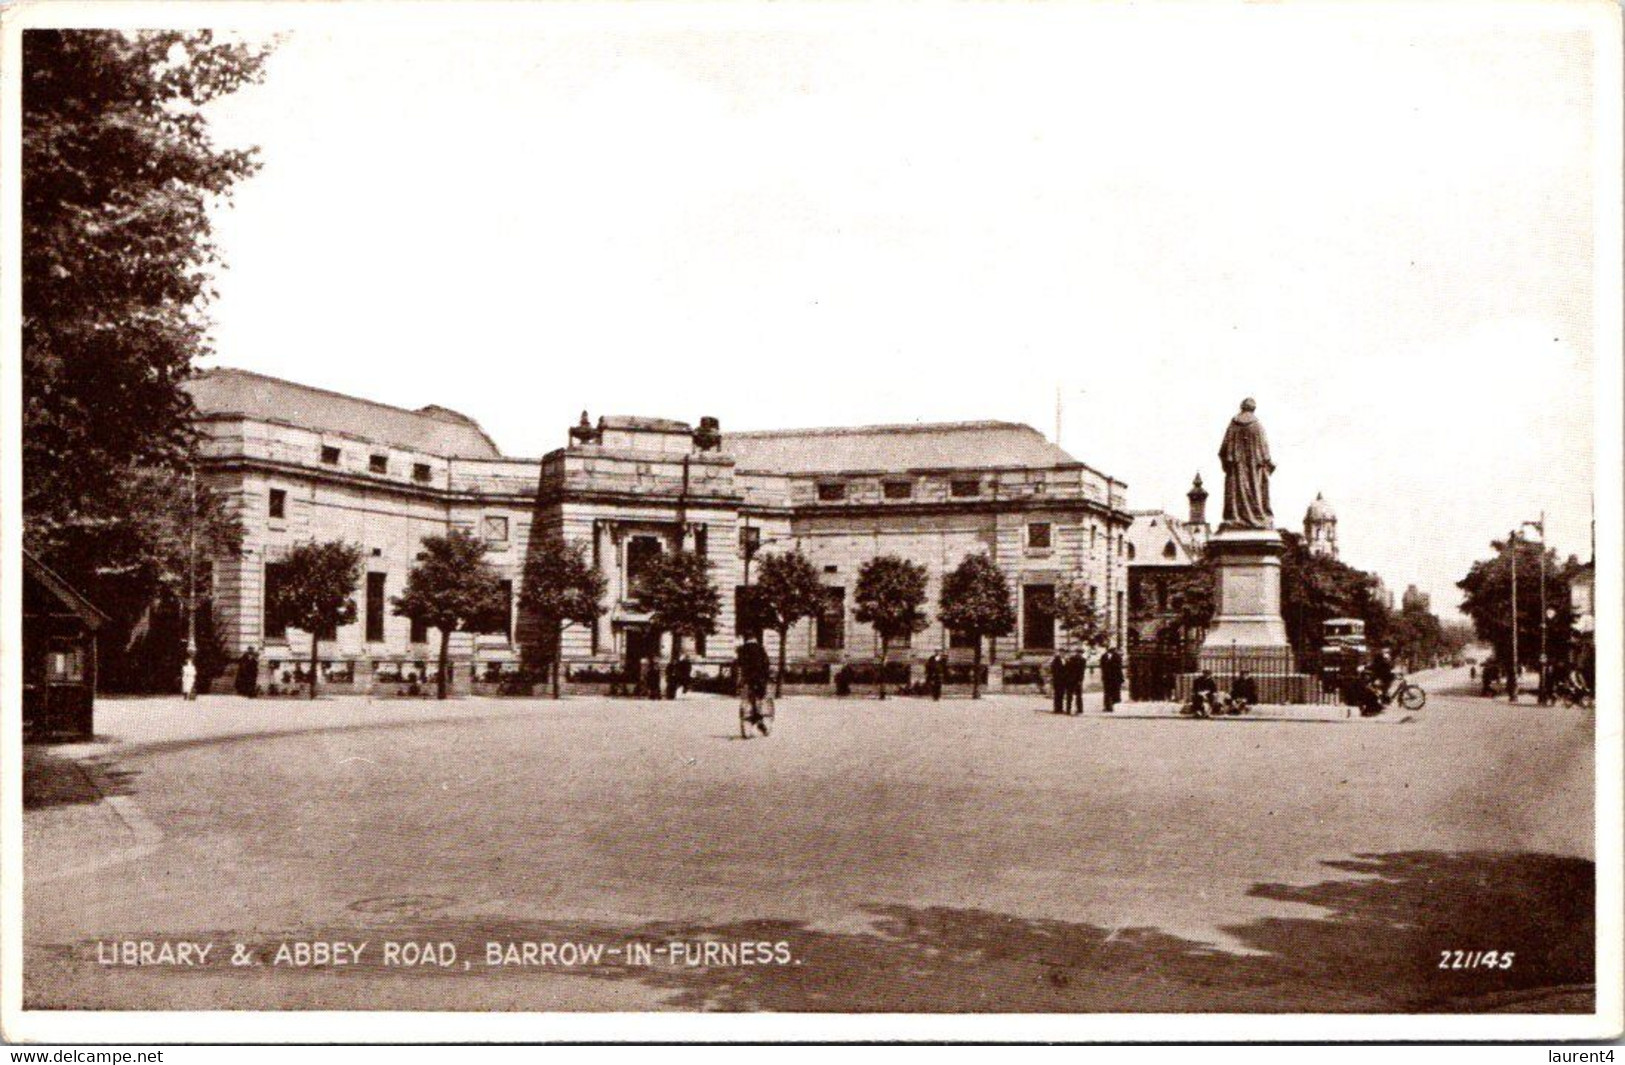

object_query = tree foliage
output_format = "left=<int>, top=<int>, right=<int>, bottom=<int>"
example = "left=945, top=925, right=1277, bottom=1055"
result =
left=1457, top=538, right=1576, bottom=672
left=270, top=540, right=363, bottom=699
left=1278, top=531, right=1390, bottom=657
left=937, top=552, right=1015, bottom=697
left=521, top=537, right=607, bottom=697
left=393, top=530, right=506, bottom=699
left=635, top=550, right=721, bottom=654
left=752, top=551, right=827, bottom=696
left=854, top=555, right=929, bottom=698
left=1055, top=578, right=1111, bottom=648
left=23, top=30, right=269, bottom=657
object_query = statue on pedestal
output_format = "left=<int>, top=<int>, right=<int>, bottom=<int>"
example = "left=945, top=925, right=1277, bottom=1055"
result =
left=1219, top=398, right=1275, bottom=529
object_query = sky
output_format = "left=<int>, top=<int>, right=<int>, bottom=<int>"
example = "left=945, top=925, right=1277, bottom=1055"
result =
left=196, top=4, right=1610, bottom=619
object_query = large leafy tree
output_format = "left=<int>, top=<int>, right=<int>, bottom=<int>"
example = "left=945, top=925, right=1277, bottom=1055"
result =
left=752, top=551, right=826, bottom=697
left=853, top=555, right=930, bottom=699
left=269, top=540, right=364, bottom=700
left=393, top=531, right=506, bottom=700
left=1457, top=538, right=1575, bottom=675
left=937, top=552, right=1015, bottom=698
left=521, top=538, right=607, bottom=698
left=23, top=30, right=268, bottom=650
left=1278, top=531, right=1391, bottom=657
left=634, top=550, right=721, bottom=663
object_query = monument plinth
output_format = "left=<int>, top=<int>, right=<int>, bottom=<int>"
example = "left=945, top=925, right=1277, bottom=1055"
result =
left=1200, top=526, right=1291, bottom=657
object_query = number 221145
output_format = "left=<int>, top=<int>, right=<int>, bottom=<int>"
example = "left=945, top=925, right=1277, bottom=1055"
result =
left=1439, top=950, right=1514, bottom=970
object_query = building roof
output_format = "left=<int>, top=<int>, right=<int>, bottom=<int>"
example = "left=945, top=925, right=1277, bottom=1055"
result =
left=724, top=420, right=1081, bottom=474
left=600, top=415, right=692, bottom=433
left=23, top=550, right=109, bottom=628
left=1125, top=510, right=1197, bottom=568
left=1305, top=492, right=1336, bottom=523
left=185, top=368, right=503, bottom=460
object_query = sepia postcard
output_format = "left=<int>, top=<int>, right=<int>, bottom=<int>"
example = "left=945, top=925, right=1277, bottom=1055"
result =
left=2, top=0, right=1620, bottom=1045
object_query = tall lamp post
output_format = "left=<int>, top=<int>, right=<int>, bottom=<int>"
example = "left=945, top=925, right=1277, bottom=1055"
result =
left=1507, top=529, right=1519, bottom=704
left=1521, top=513, right=1547, bottom=705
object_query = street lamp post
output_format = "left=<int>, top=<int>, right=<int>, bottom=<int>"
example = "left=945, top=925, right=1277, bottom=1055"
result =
left=1507, top=529, right=1519, bottom=704
left=1522, top=513, right=1547, bottom=705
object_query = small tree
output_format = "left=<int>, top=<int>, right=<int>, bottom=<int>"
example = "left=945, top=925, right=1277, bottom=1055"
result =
left=393, top=530, right=506, bottom=699
left=269, top=540, right=364, bottom=700
left=752, top=551, right=827, bottom=697
left=937, top=552, right=1015, bottom=698
left=854, top=555, right=930, bottom=699
left=521, top=538, right=607, bottom=698
left=1055, top=577, right=1111, bottom=649
left=635, top=550, right=721, bottom=665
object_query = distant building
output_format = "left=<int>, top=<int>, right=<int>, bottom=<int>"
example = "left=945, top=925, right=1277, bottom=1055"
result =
left=185, top=368, right=1131, bottom=692
left=1126, top=474, right=1208, bottom=650
left=1402, top=584, right=1431, bottom=613
left=1304, top=492, right=1338, bottom=559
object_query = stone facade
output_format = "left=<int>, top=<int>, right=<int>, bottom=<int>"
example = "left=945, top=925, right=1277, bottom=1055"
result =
left=188, top=369, right=1131, bottom=692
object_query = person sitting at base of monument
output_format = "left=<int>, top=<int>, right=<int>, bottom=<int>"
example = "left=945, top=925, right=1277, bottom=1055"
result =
left=1185, top=669, right=1220, bottom=717
left=1227, top=670, right=1259, bottom=715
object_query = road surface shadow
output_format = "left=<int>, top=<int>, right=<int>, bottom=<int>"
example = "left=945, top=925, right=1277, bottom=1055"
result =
left=39, top=849, right=1592, bottom=1012
left=22, top=748, right=138, bottom=811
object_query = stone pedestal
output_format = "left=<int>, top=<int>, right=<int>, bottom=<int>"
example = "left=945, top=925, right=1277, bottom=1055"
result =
left=1200, top=526, right=1292, bottom=666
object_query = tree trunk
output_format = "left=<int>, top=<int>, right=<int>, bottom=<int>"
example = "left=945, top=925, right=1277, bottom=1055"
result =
left=437, top=629, right=451, bottom=700
left=775, top=625, right=788, bottom=698
left=552, top=621, right=563, bottom=699
left=308, top=631, right=319, bottom=700
left=877, top=642, right=888, bottom=700
left=971, top=638, right=982, bottom=699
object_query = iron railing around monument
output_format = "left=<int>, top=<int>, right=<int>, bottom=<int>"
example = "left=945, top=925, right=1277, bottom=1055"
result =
left=1127, top=644, right=1354, bottom=706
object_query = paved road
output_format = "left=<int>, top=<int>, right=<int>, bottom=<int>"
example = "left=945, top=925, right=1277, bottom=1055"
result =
left=25, top=667, right=1595, bottom=1012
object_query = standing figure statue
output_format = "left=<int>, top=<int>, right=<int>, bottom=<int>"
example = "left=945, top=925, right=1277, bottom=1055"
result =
left=1219, top=397, right=1275, bottom=529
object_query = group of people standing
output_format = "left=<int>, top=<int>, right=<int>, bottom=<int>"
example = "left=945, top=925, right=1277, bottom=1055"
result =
left=628, top=653, right=694, bottom=700
left=1047, top=645, right=1125, bottom=715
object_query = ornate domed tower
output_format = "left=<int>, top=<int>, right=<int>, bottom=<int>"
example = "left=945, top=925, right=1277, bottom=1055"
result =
left=1304, top=492, right=1338, bottom=559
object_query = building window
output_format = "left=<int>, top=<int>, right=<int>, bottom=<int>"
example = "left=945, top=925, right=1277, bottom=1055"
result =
left=883, top=481, right=913, bottom=500
left=739, top=526, right=761, bottom=560
left=949, top=628, right=978, bottom=649
left=366, top=572, right=386, bottom=642
left=410, top=613, right=429, bottom=644
left=1027, top=522, right=1052, bottom=550
left=269, top=488, right=286, bottom=520
left=369, top=454, right=389, bottom=474
left=693, top=525, right=708, bottom=557
left=320, top=445, right=340, bottom=466
left=483, top=515, right=509, bottom=543
left=264, top=562, right=289, bottom=639
left=413, top=462, right=431, bottom=483
left=1023, top=584, right=1056, bottom=651
left=625, top=535, right=663, bottom=600
left=736, top=585, right=764, bottom=640
left=951, top=479, right=980, bottom=498
left=817, top=482, right=847, bottom=502
left=816, top=587, right=845, bottom=650
left=477, top=580, right=513, bottom=638
left=1163, top=540, right=1177, bottom=559
left=1126, top=542, right=1136, bottom=561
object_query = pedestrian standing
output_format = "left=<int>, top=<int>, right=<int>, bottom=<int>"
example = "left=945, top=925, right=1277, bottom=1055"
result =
left=926, top=652, right=945, bottom=701
left=181, top=655, right=198, bottom=702
left=644, top=654, right=663, bottom=702
left=1049, top=650, right=1066, bottom=714
left=1064, top=648, right=1085, bottom=714
left=1100, top=644, right=1124, bottom=713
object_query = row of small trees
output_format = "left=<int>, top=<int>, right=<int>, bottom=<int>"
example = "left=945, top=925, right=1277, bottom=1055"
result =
left=269, top=532, right=1110, bottom=701
left=270, top=532, right=608, bottom=700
